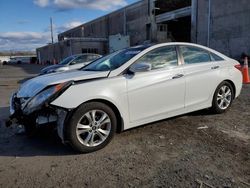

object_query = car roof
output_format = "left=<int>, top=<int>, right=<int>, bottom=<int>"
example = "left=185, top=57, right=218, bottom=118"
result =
left=140, top=42, right=230, bottom=60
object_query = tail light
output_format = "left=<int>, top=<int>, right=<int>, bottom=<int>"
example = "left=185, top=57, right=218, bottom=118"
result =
left=234, top=64, right=242, bottom=71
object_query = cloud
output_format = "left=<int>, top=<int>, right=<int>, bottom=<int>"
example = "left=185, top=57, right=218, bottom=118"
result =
left=43, top=20, right=83, bottom=33
left=0, top=20, right=83, bottom=51
left=34, top=0, right=50, bottom=7
left=56, top=21, right=83, bottom=33
left=0, top=32, right=51, bottom=51
left=34, top=0, right=128, bottom=11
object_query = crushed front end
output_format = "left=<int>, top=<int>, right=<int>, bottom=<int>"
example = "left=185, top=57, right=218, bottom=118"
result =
left=6, top=81, right=74, bottom=141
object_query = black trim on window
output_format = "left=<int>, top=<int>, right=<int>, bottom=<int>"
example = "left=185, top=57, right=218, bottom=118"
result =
left=176, top=45, right=184, bottom=65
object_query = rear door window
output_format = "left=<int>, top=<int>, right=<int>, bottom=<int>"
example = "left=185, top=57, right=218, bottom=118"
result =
left=180, top=46, right=211, bottom=64
left=210, top=53, right=224, bottom=61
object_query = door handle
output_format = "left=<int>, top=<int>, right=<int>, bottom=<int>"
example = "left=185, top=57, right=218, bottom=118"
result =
left=172, top=74, right=184, bottom=79
left=211, top=66, right=220, bottom=70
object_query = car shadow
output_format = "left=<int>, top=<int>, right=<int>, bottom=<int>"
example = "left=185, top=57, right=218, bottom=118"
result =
left=5, top=64, right=46, bottom=75
left=0, top=106, right=75, bottom=157
left=0, top=105, right=216, bottom=157
left=187, top=108, right=215, bottom=116
left=121, top=108, right=216, bottom=134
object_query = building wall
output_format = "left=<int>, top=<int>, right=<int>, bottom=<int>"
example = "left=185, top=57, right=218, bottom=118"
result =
left=126, top=2, right=149, bottom=45
left=196, top=0, right=250, bottom=58
left=58, top=0, right=149, bottom=46
left=39, top=0, right=151, bottom=64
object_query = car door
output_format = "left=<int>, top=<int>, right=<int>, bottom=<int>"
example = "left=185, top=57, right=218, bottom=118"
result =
left=179, top=45, right=222, bottom=108
left=126, top=46, right=185, bottom=123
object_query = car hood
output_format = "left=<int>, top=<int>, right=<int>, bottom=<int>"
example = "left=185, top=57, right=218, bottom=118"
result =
left=17, top=70, right=109, bottom=98
left=41, top=64, right=65, bottom=73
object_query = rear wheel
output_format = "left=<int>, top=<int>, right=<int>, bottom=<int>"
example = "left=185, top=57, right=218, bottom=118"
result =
left=66, top=102, right=117, bottom=153
left=211, top=81, right=234, bottom=114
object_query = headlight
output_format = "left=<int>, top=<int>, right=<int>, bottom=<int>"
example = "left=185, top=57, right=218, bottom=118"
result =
left=23, top=81, right=73, bottom=115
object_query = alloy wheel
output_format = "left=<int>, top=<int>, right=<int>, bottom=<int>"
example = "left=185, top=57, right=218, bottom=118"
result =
left=76, top=110, right=111, bottom=147
left=216, top=85, right=232, bottom=110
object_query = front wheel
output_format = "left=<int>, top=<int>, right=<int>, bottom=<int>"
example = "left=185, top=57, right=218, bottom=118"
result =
left=66, top=102, right=117, bottom=153
left=211, top=81, right=234, bottom=114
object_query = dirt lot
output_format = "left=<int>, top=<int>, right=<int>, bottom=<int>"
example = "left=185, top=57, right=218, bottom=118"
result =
left=0, top=64, right=249, bottom=187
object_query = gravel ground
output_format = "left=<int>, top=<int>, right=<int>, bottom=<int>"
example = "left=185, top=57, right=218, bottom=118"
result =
left=0, top=64, right=249, bottom=188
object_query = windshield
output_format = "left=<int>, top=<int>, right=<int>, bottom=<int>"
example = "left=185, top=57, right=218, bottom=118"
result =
left=81, top=47, right=147, bottom=71
left=59, top=55, right=77, bottom=65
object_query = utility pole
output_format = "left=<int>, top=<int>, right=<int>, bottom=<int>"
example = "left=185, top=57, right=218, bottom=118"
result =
left=50, top=17, right=54, bottom=44
left=50, top=17, right=56, bottom=64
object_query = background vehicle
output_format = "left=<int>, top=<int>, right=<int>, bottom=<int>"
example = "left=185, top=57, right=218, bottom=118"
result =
left=40, top=53, right=101, bottom=75
left=8, top=56, right=35, bottom=64
left=8, top=43, right=242, bottom=153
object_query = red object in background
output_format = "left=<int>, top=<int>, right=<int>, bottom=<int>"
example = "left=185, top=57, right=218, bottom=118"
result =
left=242, top=57, right=250, bottom=84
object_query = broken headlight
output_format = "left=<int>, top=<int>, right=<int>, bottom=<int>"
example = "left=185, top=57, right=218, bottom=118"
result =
left=23, top=81, right=73, bottom=115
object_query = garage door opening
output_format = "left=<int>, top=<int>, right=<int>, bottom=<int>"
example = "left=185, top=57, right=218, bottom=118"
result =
left=157, top=16, right=191, bottom=42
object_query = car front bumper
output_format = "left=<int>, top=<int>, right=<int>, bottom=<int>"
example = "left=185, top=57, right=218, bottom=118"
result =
left=6, top=93, right=69, bottom=141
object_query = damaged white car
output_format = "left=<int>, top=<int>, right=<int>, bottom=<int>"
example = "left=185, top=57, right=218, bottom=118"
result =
left=7, top=43, right=242, bottom=153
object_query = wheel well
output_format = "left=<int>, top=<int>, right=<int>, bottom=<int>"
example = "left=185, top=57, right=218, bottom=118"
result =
left=82, top=99, right=124, bottom=133
left=224, top=80, right=236, bottom=99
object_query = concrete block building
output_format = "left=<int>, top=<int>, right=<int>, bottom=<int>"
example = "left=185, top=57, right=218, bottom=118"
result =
left=193, top=0, right=250, bottom=58
left=36, top=0, right=250, bottom=64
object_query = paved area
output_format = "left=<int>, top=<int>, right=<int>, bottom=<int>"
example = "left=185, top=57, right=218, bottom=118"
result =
left=0, top=64, right=249, bottom=187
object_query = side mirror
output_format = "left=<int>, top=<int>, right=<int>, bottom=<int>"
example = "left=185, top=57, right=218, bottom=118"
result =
left=129, top=62, right=152, bottom=73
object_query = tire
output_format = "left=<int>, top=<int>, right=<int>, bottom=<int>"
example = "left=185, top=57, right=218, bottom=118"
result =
left=211, top=81, right=234, bottom=114
left=66, top=102, right=117, bottom=153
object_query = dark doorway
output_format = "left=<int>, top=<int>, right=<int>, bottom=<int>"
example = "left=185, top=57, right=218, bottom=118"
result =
left=164, top=16, right=191, bottom=42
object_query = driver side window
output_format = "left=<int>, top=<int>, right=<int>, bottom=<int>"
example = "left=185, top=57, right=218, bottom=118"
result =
left=134, top=46, right=178, bottom=70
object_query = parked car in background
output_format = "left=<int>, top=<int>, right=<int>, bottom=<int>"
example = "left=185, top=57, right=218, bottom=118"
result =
left=8, top=56, right=35, bottom=64
left=40, top=54, right=102, bottom=75
left=7, top=43, right=242, bottom=153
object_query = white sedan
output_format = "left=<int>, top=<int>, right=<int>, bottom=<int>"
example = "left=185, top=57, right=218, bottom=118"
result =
left=40, top=53, right=101, bottom=75
left=7, top=43, right=242, bottom=153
